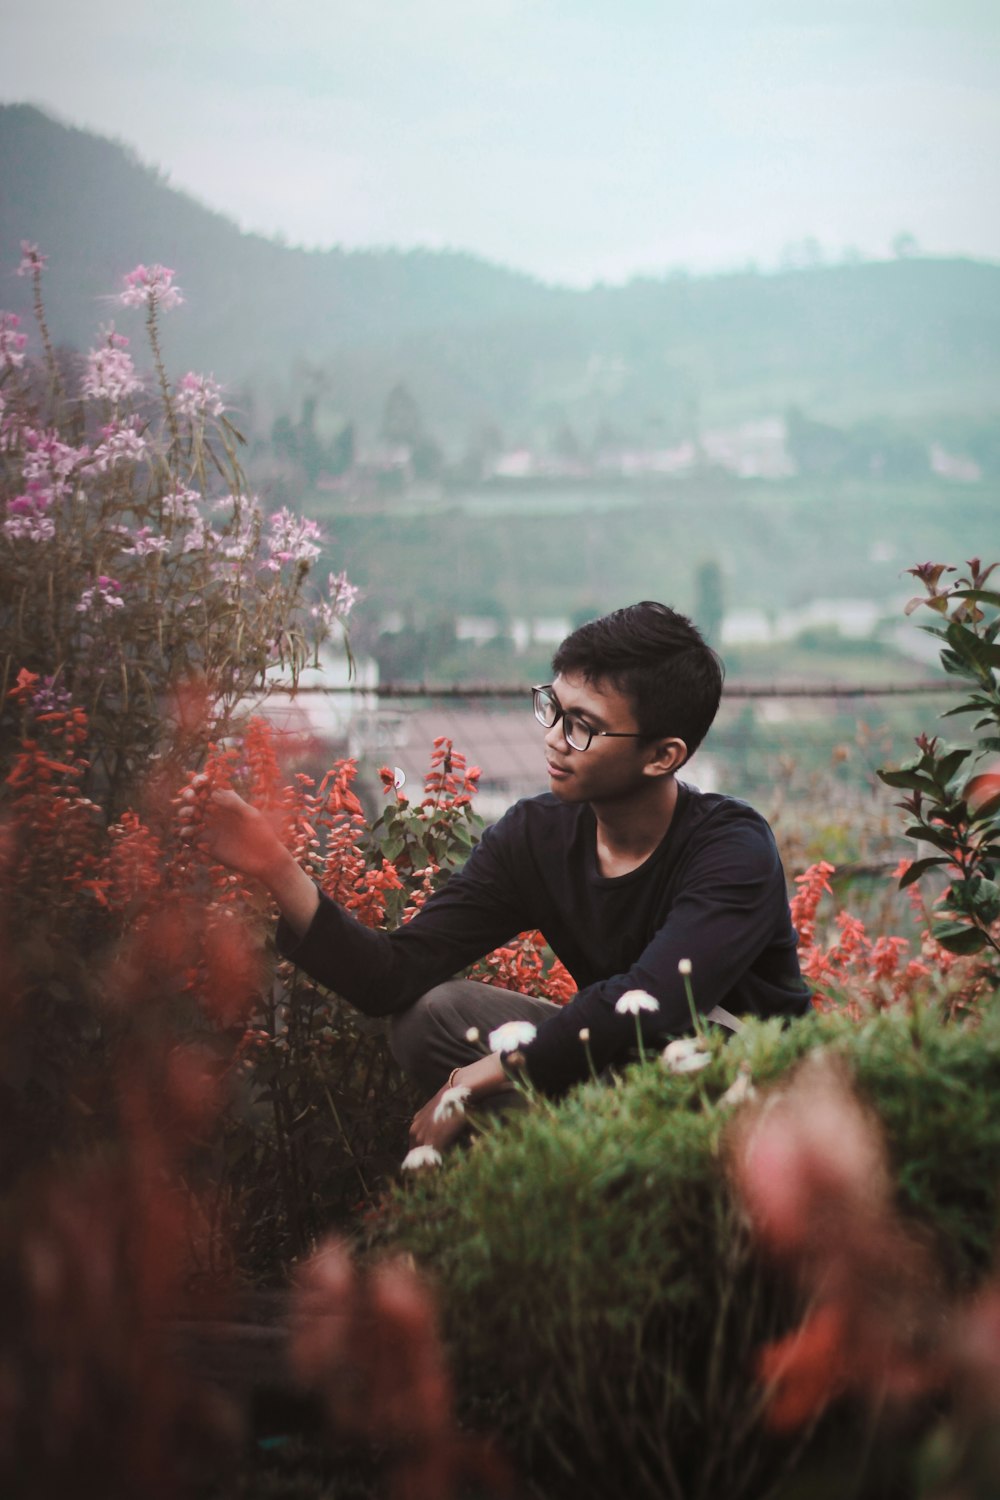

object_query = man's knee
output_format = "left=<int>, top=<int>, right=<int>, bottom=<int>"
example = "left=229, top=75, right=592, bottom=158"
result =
left=388, top=981, right=470, bottom=1080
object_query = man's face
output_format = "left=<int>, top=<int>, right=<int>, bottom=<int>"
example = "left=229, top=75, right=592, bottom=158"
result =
left=541, top=671, right=656, bottom=804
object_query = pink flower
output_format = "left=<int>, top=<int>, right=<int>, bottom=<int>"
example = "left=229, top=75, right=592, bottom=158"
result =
left=175, top=372, right=224, bottom=419
left=120, top=527, right=170, bottom=557
left=161, top=487, right=201, bottom=522
left=3, top=488, right=55, bottom=542
left=21, top=429, right=87, bottom=502
left=82, top=326, right=141, bottom=403
left=311, top=570, right=359, bottom=631
left=118, top=264, right=183, bottom=311
left=88, top=417, right=148, bottom=473
left=264, top=506, right=322, bottom=569
left=16, top=242, right=47, bottom=277
left=0, top=311, right=28, bottom=369
left=77, top=576, right=125, bottom=614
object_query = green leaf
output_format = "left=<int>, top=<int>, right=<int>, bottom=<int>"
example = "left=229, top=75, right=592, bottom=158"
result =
left=950, top=588, right=1000, bottom=608
left=930, top=921, right=988, bottom=955
left=971, top=878, right=1000, bottom=924
left=934, top=747, right=973, bottom=784
left=877, top=768, right=937, bottom=792
left=898, top=856, right=948, bottom=888
left=904, top=824, right=956, bottom=852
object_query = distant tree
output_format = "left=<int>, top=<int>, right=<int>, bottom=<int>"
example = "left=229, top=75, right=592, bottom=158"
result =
left=552, top=420, right=583, bottom=462
left=785, top=406, right=852, bottom=476
left=382, top=382, right=424, bottom=447
left=694, top=560, right=724, bottom=648
left=892, top=231, right=919, bottom=260
left=271, top=412, right=298, bottom=464
left=411, top=436, right=444, bottom=482
left=330, top=420, right=356, bottom=476
left=296, top=395, right=324, bottom=484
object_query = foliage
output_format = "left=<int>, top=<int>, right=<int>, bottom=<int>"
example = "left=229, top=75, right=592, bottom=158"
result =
left=381, top=1007, right=1000, bottom=1500
left=0, top=243, right=352, bottom=815
left=879, top=559, right=1000, bottom=971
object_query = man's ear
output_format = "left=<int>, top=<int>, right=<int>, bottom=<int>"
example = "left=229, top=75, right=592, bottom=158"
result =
left=642, top=737, right=688, bottom=778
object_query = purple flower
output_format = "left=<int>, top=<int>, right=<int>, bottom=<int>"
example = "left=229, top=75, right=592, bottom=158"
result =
left=30, top=676, right=73, bottom=714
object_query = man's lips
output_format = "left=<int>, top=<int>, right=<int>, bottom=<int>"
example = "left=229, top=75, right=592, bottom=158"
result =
left=546, top=759, right=571, bottom=778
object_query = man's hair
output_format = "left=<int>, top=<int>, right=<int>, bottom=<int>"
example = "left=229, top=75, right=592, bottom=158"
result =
left=552, top=601, right=724, bottom=759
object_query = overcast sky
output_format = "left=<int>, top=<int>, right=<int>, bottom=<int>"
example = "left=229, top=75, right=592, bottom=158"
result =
left=3, top=0, right=999, bottom=285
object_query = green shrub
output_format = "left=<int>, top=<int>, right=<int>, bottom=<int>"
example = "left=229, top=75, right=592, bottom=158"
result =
left=381, top=1007, right=1000, bottom=1500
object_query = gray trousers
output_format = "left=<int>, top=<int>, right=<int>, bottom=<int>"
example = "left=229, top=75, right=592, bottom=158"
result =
left=389, top=980, right=562, bottom=1097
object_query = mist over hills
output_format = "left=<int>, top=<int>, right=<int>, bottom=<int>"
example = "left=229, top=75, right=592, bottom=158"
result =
left=3, top=103, right=1000, bottom=449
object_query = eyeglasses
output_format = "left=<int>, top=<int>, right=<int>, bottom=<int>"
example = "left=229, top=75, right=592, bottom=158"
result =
left=532, top=684, right=647, bottom=753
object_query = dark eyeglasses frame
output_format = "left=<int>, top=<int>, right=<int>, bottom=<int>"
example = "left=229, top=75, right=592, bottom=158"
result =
left=532, top=684, right=647, bottom=754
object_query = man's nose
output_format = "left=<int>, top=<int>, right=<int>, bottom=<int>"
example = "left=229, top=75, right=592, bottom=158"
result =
left=544, top=716, right=570, bottom=752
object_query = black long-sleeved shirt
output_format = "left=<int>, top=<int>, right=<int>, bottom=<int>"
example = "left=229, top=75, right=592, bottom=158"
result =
left=277, top=783, right=810, bottom=1095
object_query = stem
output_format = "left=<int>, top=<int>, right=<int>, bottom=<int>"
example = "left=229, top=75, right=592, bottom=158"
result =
left=31, top=263, right=64, bottom=405
left=682, top=972, right=701, bottom=1033
left=146, top=299, right=180, bottom=451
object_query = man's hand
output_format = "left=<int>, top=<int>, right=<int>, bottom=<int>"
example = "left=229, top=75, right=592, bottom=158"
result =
left=181, top=786, right=284, bottom=883
left=407, top=1052, right=515, bottom=1154
left=180, top=786, right=320, bottom=937
left=409, top=1084, right=472, bottom=1153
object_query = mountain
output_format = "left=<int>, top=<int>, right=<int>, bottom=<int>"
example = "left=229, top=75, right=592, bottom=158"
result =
left=2, top=103, right=1000, bottom=446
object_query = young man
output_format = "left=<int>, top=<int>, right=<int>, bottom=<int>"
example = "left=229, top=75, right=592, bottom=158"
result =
left=198, top=602, right=809, bottom=1153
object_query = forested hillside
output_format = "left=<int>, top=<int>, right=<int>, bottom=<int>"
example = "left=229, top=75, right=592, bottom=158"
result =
left=3, top=103, right=999, bottom=450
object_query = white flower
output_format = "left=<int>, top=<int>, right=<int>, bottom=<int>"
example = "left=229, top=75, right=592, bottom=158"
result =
left=678, top=958, right=693, bottom=976
left=433, top=1084, right=471, bottom=1123
left=661, top=1038, right=712, bottom=1074
left=578, top=1028, right=590, bottom=1044
left=615, top=990, right=660, bottom=1017
left=718, top=1068, right=757, bottom=1109
left=488, top=1020, right=538, bottom=1054
left=401, top=1145, right=442, bottom=1172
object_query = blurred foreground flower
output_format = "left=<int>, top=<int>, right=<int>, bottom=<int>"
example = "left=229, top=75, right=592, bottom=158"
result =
left=290, top=1237, right=510, bottom=1500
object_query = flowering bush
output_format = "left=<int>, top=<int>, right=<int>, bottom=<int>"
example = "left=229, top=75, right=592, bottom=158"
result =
left=0, top=244, right=353, bottom=815
left=879, top=558, right=1000, bottom=973
left=790, top=857, right=989, bottom=1019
